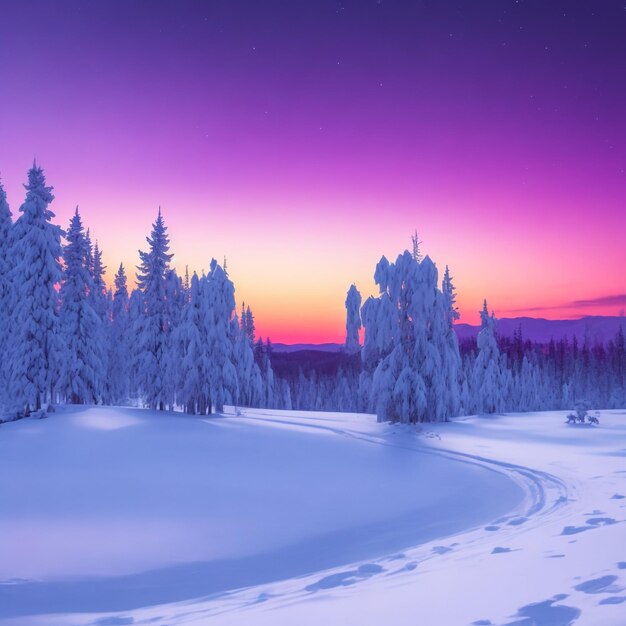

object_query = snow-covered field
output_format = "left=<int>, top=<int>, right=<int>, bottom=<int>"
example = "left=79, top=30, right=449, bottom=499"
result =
left=0, top=407, right=625, bottom=626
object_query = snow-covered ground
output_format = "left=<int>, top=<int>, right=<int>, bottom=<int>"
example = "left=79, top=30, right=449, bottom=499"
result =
left=0, top=407, right=624, bottom=625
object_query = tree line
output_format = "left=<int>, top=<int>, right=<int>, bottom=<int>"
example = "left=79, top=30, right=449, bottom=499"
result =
left=285, top=241, right=625, bottom=420
left=1, top=166, right=623, bottom=422
left=0, top=164, right=284, bottom=417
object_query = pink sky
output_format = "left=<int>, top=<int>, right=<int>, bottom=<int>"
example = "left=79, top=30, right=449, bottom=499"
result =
left=1, top=1, right=624, bottom=342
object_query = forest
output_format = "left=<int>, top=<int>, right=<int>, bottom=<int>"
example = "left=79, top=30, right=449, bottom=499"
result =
left=1, top=165, right=624, bottom=422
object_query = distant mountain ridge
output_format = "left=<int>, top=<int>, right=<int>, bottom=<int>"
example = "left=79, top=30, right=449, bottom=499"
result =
left=455, top=315, right=624, bottom=344
left=272, top=316, right=625, bottom=353
left=272, top=343, right=344, bottom=354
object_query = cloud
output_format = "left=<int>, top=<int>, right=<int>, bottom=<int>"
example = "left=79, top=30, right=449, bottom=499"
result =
left=504, top=294, right=626, bottom=314
left=568, top=294, right=626, bottom=308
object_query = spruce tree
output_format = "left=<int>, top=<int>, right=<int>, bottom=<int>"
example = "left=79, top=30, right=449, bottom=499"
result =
left=472, top=300, right=505, bottom=414
left=91, top=241, right=107, bottom=317
left=442, top=265, right=460, bottom=329
left=171, top=272, right=204, bottom=413
left=108, top=263, right=131, bottom=404
left=85, top=228, right=94, bottom=276
left=345, top=284, right=362, bottom=354
left=127, top=288, right=144, bottom=400
left=0, top=179, right=12, bottom=407
left=245, top=306, right=255, bottom=346
left=362, top=248, right=461, bottom=423
left=58, top=208, right=105, bottom=403
left=8, top=164, right=63, bottom=413
left=201, top=260, right=239, bottom=412
left=136, top=208, right=173, bottom=410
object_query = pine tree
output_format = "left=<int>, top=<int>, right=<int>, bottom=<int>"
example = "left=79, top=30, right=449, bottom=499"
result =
left=361, top=248, right=460, bottom=423
left=8, top=164, right=63, bottom=413
left=200, top=260, right=239, bottom=412
left=0, top=178, right=13, bottom=407
left=472, top=300, right=506, bottom=414
left=127, top=288, right=144, bottom=400
left=171, top=272, right=204, bottom=413
left=136, top=208, right=174, bottom=410
left=163, top=269, right=185, bottom=408
left=91, top=240, right=107, bottom=316
left=108, top=263, right=131, bottom=404
left=183, top=265, right=190, bottom=299
left=233, top=310, right=263, bottom=408
left=345, top=284, right=362, bottom=354
left=245, top=306, right=255, bottom=346
left=84, top=228, right=94, bottom=277
left=442, top=265, right=460, bottom=329
left=58, top=208, right=105, bottom=403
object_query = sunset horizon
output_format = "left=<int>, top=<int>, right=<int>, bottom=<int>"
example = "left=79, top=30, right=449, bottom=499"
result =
left=2, top=1, right=624, bottom=343
left=1, top=160, right=624, bottom=344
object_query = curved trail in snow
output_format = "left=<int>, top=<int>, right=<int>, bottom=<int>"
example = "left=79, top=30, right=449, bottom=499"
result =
left=1, top=408, right=625, bottom=626
left=238, top=408, right=569, bottom=522
left=0, top=406, right=526, bottom=622
left=191, top=410, right=624, bottom=626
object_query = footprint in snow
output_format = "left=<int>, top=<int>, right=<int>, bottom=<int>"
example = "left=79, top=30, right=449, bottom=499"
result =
left=507, top=517, right=528, bottom=526
left=305, top=564, right=384, bottom=592
left=574, top=575, right=622, bottom=594
left=504, top=594, right=580, bottom=626
left=484, top=525, right=500, bottom=531
left=586, top=517, right=618, bottom=526
left=599, top=596, right=626, bottom=605
left=611, top=493, right=625, bottom=500
left=432, top=545, right=453, bottom=555
left=561, top=517, right=617, bottom=535
left=491, top=546, right=512, bottom=554
left=617, top=562, right=626, bottom=569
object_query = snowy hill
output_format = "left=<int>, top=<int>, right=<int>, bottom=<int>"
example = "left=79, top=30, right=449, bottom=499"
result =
left=1, top=406, right=625, bottom=625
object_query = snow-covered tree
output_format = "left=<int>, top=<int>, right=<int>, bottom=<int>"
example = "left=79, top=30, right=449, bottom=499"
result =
left=170, top=272, right=205, bottom=413
left=243, top=305, right=256, bottom=346
left=345, top=284, right=362, bottom=354
left=235, top=327, right=264, bottom=408
left=360, top=244, right=461, bottom=423
left=7, top=164, right=63, bottom=413
left=471, top=300, right=506, bottom=414
left=135, top=208, right=174, bottom=410
left=201, top=260, right=239, bottom=412
left=90, top=240, right=107, bottom=317
left=127, top=288, right=144, bottom=401
left=84, top=228, right=94, bottom=276
left=253, top=336, right=275, bottom=407
left=107, top=263, right=131, bottom=404
left=58, top=208, right=106, bottom=403
left=0, top=178, right=13, bottom=406
left=442, top=265, right=460, bottom=329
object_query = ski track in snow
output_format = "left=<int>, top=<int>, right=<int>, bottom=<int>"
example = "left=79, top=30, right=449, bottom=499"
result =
left=0, top=408, right=625, bottom=626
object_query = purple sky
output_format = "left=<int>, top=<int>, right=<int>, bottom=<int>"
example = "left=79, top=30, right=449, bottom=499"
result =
left=1, top=1, right=624, bottom=341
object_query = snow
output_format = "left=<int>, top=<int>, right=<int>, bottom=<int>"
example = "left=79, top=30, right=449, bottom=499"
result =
left=1, top=406, right=625, bottom=625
